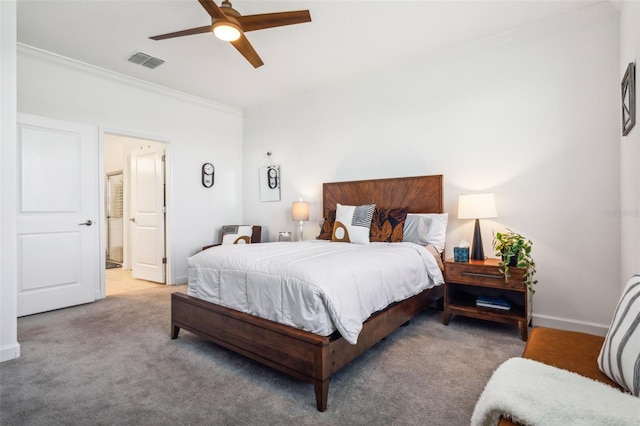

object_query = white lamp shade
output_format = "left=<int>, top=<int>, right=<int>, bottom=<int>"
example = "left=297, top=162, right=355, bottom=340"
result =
left=292, top=201, right=310, bottom=221
left=458, top=193, right=497, bottom=219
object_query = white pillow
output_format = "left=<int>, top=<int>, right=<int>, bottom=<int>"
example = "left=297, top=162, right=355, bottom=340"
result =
left=403, top=215, right=431, bottom=246
left=221, top=225, right=253, bottom=245
left=332, top=203, right=375, bottom=245
left=598, top=274, right=640, bottom=396
left=403, top=213, right=448, bottom=253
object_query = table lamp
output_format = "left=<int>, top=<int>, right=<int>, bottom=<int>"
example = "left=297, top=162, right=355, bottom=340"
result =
left=292, top=199, right=310, bottom=241
left=458, top=193, right=497, bottom=261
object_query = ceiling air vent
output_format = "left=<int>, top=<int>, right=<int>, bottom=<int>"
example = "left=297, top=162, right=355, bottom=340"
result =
left=127, top=52, right=165, bottom=69
left=141, top=57, right=165, bottom=69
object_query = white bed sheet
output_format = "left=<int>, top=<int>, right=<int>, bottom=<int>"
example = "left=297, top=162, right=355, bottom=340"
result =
left=187, top=240, right=444, bottom=345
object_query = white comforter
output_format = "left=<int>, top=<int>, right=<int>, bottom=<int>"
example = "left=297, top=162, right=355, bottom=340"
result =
left=187, top=240, right=444, bottom=345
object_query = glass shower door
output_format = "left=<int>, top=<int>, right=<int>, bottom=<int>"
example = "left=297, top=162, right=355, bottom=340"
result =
left=106, top=172, right=124, bottom=264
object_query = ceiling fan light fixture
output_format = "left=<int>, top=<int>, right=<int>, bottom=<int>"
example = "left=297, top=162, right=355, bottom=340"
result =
left=149, top=0, right=311, bottom=68
left=212, top=21, right=241, bottom=41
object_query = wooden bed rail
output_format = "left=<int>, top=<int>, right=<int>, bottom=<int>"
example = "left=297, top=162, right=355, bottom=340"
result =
left=171, top=285, right=443, bottom=411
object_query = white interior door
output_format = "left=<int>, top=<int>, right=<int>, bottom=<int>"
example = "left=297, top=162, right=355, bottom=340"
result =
left=16, top=114, right=99, bottom=317
left=130, top=144, right=165, bottom=283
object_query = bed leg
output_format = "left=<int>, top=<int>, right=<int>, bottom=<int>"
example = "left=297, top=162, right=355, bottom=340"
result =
left=314, top=379, right=329, bottom=412
left=171, top=324, right=180, bottom=339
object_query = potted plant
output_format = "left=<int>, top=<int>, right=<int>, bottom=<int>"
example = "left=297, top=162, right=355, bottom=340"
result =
left=493, top=229, right=537, bottom=293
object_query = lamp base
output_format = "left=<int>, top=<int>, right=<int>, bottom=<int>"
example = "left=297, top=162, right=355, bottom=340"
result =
left=470, top=218, right=485, bottom=261
left=299, top=221, right=304, bottom=242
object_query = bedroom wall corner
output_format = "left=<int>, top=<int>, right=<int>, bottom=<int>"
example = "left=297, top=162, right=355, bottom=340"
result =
left=0, top=0, right=21, bottom=362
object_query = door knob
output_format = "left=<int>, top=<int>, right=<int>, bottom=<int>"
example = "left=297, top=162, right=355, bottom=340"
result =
left=129, top=217, right=136, bottom=223
left=79, top=220, right=93, bottom=226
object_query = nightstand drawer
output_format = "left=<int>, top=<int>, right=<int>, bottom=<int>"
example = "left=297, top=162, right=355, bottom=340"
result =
left=445, top=261, right=526, bottom=290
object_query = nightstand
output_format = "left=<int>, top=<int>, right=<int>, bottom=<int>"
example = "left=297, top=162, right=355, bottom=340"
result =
left=443, top=258, right=531, bottom=341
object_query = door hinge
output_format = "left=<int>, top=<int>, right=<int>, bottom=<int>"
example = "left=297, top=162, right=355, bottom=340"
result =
left=162, top=257, right=167, bottom=264
left=162, top=155, right=166, bottom=162
left=162, top=206, right=166, bottom=214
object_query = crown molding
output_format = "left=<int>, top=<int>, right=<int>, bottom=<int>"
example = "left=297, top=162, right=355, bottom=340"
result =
left=17, top=43, right=242, bottom=117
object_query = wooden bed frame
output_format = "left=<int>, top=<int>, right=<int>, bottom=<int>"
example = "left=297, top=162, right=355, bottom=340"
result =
left=171, top=174, right=445, bottom=411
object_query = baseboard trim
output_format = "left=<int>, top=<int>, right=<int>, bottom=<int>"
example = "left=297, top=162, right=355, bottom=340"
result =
left=172, top=276, right=188, bottom=285
left=532, top=313, right=610, bottom=336
left=0, top=342, right=21, bottom=362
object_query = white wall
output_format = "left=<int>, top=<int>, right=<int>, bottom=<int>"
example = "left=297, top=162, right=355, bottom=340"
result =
left=243, top=3, right=621, bottom=334
left=104, top=133, right=126, bottom=175
left=0, top=0, right=21, bottom=362
left=619, top=1, right=640, bottom=290
left=17, top=45, right=244, bottom=285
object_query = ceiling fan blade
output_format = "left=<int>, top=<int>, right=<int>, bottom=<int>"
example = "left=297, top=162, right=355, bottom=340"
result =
left=198, top=0, right=227, bottom=20
left=230, top=33, right=264, bottom=68
left=149, top=25, right=212, bottom=41
left=237, top=10, right=311, bottom=32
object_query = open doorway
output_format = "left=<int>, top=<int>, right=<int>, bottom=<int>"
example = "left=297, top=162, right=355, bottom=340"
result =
left=103, top=133, right=167, bottom=295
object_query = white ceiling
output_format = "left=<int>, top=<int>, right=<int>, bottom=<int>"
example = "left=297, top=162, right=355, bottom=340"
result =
left=17, top=0, right=599, bottom=110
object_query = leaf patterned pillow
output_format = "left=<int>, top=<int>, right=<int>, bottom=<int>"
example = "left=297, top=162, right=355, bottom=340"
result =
left=370, top=207, right=409, bottom=243
left=317, top=209, right=336, bottom=240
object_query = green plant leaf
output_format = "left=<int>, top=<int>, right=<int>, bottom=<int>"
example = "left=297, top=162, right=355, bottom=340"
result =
left=493, top=229, right=536, bottom=294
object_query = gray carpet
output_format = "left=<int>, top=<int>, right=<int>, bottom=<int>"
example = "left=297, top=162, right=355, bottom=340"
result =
left=0, top=285, right=525, bottom=425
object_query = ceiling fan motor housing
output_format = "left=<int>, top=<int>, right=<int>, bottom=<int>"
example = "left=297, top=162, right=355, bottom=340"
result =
left=220, top=0, right=241, bottom=18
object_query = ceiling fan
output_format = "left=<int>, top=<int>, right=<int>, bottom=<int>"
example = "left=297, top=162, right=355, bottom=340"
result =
left=149, top=0, right=312, bottom=68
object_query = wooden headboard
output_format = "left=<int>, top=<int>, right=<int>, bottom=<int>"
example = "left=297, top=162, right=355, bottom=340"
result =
left=323, top=175, right=444, bottom=214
